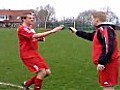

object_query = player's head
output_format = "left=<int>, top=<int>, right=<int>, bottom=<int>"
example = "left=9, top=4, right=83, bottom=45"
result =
left=91, top=11, right=106, bottom=27
left=21, top=14, right=35, bottom=26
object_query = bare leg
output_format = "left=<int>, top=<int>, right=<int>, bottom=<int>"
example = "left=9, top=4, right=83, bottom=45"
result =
left=103, top=86, right=115, bottom=90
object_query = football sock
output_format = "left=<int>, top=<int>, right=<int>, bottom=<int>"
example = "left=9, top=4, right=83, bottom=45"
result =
left=34, top=78, right=43, bottom=90
left=25, top=75, right=36, bottom=87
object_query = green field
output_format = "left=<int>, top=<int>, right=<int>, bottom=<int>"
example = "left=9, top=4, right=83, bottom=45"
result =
left=0, top=28, right=120, bottom=90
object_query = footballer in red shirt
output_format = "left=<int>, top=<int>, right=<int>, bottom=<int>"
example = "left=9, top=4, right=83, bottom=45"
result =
left=17, top=14, right=64, bottom=90
left=69, top=11, right=119, bottom=90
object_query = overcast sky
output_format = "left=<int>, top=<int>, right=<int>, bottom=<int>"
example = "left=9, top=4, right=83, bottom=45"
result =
left=0, top=0, right=120, bottom=20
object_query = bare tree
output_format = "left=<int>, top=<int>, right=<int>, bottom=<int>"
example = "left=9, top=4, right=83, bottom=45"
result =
left=76, top=10, right=96, bottom=25
left=35, top=4, right=55, bottom=29
left=76, top=8, right=119, bottom=26
left=103, top=7, right=119, bottom=24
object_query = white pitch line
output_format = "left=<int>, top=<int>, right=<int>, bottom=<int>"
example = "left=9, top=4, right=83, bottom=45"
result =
left=0, top=81, right=33, bottom=89
left=0, top=81, right=23, bottom=89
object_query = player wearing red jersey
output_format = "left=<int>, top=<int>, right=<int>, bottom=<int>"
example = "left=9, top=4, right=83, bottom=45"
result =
left=69, top=11, right=119, bottom=90
left=17, top=14, right=63, bottom=90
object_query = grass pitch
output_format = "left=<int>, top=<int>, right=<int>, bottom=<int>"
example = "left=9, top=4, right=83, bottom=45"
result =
left=0, top=28, right=120, bottom=90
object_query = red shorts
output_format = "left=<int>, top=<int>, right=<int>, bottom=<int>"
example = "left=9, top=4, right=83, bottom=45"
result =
left=98, top=60, right=119, bottom=87
left=21, top=56, right=49, bottom=73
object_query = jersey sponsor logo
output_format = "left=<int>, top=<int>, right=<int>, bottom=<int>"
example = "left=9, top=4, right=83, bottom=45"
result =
left=24, top=28, right=36, bottom=33
left=24, top=28, right=32, bottom=33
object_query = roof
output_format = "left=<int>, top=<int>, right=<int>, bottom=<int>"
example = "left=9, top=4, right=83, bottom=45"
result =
left=0, top=9, right=34, bottom=23
left=0, top=9, right=34, bottom=16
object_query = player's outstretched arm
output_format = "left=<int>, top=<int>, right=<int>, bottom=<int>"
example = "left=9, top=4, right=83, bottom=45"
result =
left=32, top=25, right=64, bottom=39
left=68, top=27, right=77, bottom=33
left=68, top=27, right=95, bottom=41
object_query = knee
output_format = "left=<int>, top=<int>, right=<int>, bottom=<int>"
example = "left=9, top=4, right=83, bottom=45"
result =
left=37, top=69, right=51, bottom=79
left=46, top=69, right=51, bottom=76
left=37, top=69, right=47, bottom=78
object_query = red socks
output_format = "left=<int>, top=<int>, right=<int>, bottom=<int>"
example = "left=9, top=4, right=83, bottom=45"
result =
left=25, top=75, right=36, bottom=87
left=34, top=78, right=43, bottom=90
left=25, top=76, right=43, bottom=90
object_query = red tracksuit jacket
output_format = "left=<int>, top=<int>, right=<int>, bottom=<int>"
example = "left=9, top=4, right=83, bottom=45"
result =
left=75, top=24, right=119, bottom=65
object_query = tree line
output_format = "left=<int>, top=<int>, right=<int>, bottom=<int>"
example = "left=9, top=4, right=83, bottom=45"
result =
left=33, top=4, right=119, bottom=30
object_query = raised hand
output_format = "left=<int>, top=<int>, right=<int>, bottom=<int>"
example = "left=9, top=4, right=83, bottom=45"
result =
left=68, top=27, right=77, bottom=33
left=51, top=25, right=64, bottom=33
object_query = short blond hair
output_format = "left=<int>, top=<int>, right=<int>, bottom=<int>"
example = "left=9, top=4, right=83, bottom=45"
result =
left=92, top=11, right=106, bottom=22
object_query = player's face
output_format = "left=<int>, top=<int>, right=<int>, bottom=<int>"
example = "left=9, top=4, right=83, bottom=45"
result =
left=25, top=15, right=35, bottom=26
left=91, top=16, right=98, bottom=27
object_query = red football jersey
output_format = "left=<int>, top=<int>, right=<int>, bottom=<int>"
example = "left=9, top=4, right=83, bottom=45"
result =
left=92, top=27, right=119, bottom=65
left=17, top=25, right=39, bottom=59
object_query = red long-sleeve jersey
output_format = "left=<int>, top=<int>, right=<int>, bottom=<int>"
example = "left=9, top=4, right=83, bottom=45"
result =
left=76, top=24, right=119, bottom=65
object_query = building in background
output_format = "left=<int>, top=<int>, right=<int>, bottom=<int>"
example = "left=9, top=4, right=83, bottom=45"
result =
left=0, top=9, right=34, bottom=27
